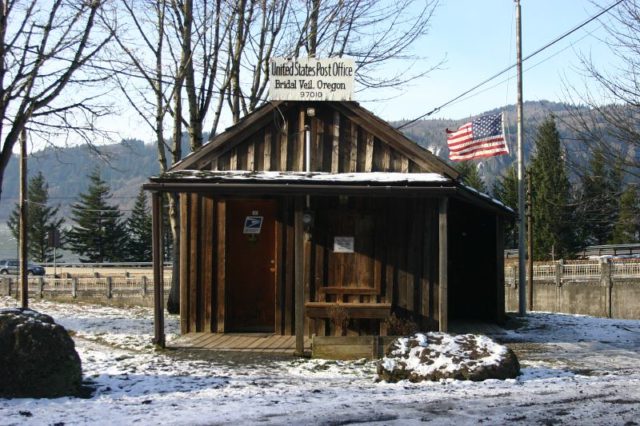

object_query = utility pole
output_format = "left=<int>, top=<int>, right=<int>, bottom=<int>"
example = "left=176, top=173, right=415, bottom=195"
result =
left=515, top=0, right=527, bottom=316
left=19, top=128, right=28, bottom=309
left=527, top=170, right=533, bottom=311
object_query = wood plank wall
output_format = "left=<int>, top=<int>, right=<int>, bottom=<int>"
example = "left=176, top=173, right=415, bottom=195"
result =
left=306, top=197, right=440, bottom=336
left=179, top=193, right=218, bottom=333
left=213, top=105, right=427, bottom=174
left=179, top=193, right=442, bottom=337
left=178, top=103, right=451, bottom=336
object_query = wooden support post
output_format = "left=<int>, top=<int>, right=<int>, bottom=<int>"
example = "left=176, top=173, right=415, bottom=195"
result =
left=106, top=276, right=113, bottom=298
left=19, top=128, right=28, bottom=309
left=294, top=198, right=305, bottom=356
left=496, top=217, right=506, bottom=322
left=438, top=198, right=448, bottom=332
left=152, top=192, right=165, bottom=348
left=216, top=200, right=227, bottom=333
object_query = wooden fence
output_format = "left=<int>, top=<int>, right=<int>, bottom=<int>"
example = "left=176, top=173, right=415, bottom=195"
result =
left=0, top=272, right=172, bottom=308
left=2, top=259, right=639, bottom=318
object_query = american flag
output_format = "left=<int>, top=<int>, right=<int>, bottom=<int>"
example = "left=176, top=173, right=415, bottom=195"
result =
left=446, top=113, right=509, bottom=161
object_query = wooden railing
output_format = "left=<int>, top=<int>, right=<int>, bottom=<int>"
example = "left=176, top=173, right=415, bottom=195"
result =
left=0, top=273, right=172, bottom=300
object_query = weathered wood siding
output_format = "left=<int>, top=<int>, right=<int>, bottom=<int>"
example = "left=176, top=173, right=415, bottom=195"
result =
left=306, top=197, right=440, bottom=336
left=179, top=193, right=442, bottom=336
left=209, top=104, right=428, bottom=174
left=179, top=193, right=218, bottom=333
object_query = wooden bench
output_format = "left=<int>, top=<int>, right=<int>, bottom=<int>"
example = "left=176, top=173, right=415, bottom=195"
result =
left=305, top=302, right=391, bottom=319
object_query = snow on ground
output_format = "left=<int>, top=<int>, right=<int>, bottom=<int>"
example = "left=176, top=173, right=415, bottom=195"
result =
left=1, top=297, right=639, bottom=425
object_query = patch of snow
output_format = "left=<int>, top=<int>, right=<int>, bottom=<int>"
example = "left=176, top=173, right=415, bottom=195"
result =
left=384, top=333, right=509, bottom=377
left=1, top=297, right=639, bottom=425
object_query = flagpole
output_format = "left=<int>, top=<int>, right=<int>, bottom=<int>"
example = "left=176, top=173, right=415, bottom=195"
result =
left=515, top=0, right=527, bottom=316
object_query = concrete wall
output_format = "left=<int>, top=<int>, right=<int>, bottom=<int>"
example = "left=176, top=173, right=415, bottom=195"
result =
left=506, top=278, right=640, bottom=319
left=611, top=280, right=640, bottom=319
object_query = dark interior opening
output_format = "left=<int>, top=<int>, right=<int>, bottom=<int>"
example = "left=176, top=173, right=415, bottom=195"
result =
left=447, top=198, right=499, bottom=321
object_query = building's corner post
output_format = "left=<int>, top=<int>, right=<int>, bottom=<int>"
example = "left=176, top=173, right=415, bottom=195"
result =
left=496, top=216, right=506, bottom=322
left=152, top=191, right=166, bottom=348
left=438, top=197, right=448, bottom=333
left=601, top=258, right=613, bottom=318
left=294, top=197, right=305, bottom=356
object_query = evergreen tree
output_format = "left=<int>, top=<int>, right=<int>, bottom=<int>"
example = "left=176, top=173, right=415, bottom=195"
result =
left=455, top=161, right=487, bottom=193
left=493, top=165, right=519, bottom=248
left=67, top=170, right=128, bottom=263
left=575, top=147, right=622, bottom=245
left=6, top=172, right=64, bottom=262
left=126, top=189, right=152, bottom=261
left=609, top=184, right=639, bottom=244
left=529, top=116, right=573, bottom=260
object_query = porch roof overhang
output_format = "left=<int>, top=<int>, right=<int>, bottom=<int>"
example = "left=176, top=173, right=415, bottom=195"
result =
left=143, top=170, right=515, bottom=216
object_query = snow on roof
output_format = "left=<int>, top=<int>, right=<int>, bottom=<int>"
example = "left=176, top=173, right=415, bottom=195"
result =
left=152, top=170, right=514, bottom=213
left=459, top=182, right=515, bottom=214
left=158, top=170, right=451, bottom=184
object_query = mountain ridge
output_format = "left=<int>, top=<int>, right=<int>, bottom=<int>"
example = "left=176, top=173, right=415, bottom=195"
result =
left=0, top=100, right=624, bottom=221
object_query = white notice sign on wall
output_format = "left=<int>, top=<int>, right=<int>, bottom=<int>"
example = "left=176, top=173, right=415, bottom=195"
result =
left=269, top=57, right=355, bottom=101
left=333, top=236, right=355, bottom=253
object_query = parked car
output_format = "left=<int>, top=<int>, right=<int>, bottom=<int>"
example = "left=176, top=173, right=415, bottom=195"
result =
left=0, top=259, right=45, bottom=276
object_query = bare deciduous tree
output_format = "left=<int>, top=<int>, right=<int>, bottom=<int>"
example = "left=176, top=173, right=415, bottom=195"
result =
left=0, top=0, right=112, bottom=201
left=223, top=0, right=441, bottom=121
left=563, top=0, right=640, bottom=178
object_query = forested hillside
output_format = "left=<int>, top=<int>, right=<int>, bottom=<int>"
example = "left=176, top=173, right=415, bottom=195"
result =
left=0, top=140, right=190, bottom=220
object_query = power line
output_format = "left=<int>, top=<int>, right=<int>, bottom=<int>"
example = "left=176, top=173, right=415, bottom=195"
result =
left=444, top=27, right=599, bottom=112
left=396, top=0, right=624, bottom=130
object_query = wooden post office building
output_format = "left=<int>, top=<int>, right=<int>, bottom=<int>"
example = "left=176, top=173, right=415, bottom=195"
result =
left=145, top=101, right=512, bottom=354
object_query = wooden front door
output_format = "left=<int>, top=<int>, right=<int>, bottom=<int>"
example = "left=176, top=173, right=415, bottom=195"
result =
left=226, top=199, right=277, bottom=332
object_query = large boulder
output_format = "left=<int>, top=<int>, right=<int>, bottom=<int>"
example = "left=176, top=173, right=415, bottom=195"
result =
left=0, top=308, right=83, bottom=398
left=377, top=332, right=520, bottom=383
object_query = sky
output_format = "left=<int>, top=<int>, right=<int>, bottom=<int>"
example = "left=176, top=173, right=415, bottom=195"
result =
left=364, top=0, right=620, bottom=122
left=21, top=0, right=624, bottom=152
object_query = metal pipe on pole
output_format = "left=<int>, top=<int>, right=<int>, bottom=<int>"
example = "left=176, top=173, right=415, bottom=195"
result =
left=516, top=0, right=527, bottom=315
